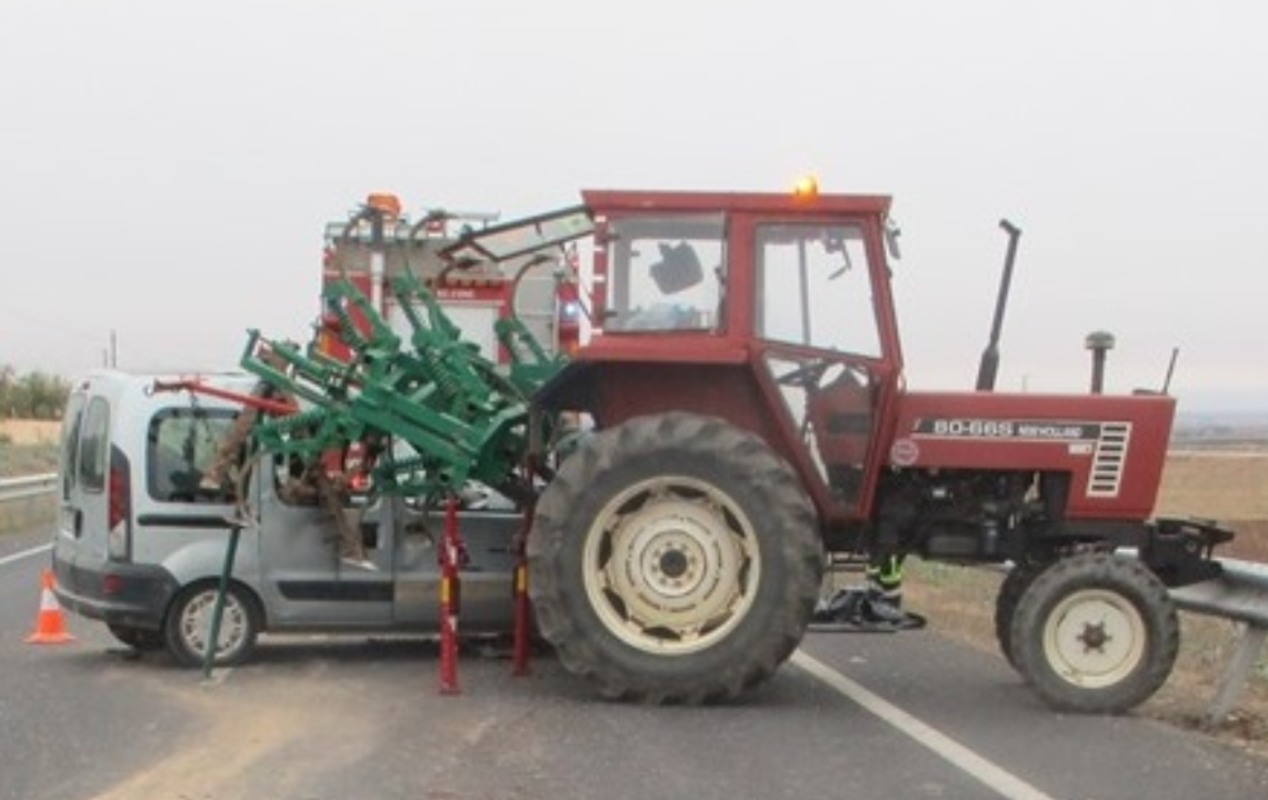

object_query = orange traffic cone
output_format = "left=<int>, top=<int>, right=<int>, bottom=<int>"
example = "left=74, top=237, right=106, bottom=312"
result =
left=26, top=569, right=75, bottom=645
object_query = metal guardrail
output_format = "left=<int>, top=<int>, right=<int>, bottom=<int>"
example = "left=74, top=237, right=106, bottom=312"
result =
left=0, top=473, right=57, bottom=504
left=1170, top=558, right=1268, bottom=724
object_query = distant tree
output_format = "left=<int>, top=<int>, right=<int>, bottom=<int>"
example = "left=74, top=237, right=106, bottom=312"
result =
left=0, top=364, right=13, bottom=416
left=0, top=365, right=69, bottom=420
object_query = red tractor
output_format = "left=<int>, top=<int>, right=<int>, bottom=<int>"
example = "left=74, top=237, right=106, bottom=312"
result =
left=240, top=183, right=1230, bottom=714
left=487, top=183, right=1230, bottom=713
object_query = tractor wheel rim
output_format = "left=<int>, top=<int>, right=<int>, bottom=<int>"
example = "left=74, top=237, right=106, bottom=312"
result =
left=180, top=590, right=247, bottom=658
left=583, top=476, right=761, bottom=655
left=1042, top=588, right=1146, bottom=689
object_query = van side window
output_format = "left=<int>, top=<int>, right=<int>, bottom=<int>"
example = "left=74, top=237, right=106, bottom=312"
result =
left=147, top=409, right=238, bottom=503
left=60, top=394, right=86, bottom=499
left=77, top=398, right=110, bottom=493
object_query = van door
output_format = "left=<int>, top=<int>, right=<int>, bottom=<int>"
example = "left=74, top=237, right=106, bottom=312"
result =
left=391, top=501, right=520, bottom=632
left=253, top=454, right=393, bottom=628
left=132, top=403, right=255, bottom=581
left=52, top=387, right=89, bottom=592
left=55, top=380, right=131, bottom=587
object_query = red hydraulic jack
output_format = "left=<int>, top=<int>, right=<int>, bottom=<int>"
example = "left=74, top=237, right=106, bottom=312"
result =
left=438, top=496, right=463, bottom=695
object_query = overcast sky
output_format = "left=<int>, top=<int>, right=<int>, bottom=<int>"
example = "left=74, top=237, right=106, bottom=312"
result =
left=1, top=0, right=1264, bottom=413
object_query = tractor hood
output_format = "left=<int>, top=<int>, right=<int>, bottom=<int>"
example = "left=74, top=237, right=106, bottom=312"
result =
left=886, top=390, right=1176, bottom=521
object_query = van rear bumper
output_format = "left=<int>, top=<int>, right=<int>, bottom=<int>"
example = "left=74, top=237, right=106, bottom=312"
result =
left=52, top=554, right=180, bottom=631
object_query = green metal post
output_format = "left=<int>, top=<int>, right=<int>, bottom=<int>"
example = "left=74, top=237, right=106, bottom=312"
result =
left=202, top=521, right=242, bottom=679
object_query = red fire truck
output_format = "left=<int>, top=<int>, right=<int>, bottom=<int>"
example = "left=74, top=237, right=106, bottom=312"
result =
left=317, top=193, right=582, bottom=363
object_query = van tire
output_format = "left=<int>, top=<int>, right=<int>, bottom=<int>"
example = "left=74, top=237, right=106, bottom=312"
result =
left=163, top=581, right=262, bottom=668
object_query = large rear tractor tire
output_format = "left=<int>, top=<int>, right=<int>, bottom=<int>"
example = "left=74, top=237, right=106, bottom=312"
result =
left=1010, top=553, right=1178, bottom=714
left=528, top=412, right=823, bottom=704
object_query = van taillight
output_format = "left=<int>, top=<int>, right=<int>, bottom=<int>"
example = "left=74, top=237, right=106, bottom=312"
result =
left=108, top=465, right=128, bottom=530
left=107, top=447, right=131, bottom=561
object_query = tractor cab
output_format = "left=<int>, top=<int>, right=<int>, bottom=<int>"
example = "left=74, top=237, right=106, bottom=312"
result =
left=440, top=185, right=906, bottom=527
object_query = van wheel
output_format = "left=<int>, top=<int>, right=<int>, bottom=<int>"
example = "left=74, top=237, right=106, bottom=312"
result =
left=164, top=582, right=262, bottom=668
left=107, top=624, right=164, bottom=651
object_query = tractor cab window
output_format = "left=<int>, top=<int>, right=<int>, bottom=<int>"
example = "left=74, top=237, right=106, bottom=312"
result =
left=604, top=214, right=725, bottom=332
left=755, top=223, right=880, bottom=356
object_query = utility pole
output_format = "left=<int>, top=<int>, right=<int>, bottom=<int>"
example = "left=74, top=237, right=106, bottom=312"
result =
left=109, top=330, right=118, bottom=368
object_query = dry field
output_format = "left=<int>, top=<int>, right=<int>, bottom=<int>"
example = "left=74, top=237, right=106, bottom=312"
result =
left=0, top=420, right=61, bottom=480
left=0, top=418, right=60, bottom=446
left=1156, top=450, right=1268, bottom=562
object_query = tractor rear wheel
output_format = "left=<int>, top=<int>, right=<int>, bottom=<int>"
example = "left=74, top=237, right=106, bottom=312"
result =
left=528, top=412, right=823, bottom=704
left=1009, top=553, right=1178, bottom=714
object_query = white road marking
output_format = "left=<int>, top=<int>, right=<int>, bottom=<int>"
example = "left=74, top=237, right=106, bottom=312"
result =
left=791, top=650, right=1059, bottom=800
left=0, top=542, right=52, bottom=568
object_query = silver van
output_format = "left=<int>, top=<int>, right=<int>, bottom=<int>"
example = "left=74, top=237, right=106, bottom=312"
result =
left=51, top=369, right=520, bottom=666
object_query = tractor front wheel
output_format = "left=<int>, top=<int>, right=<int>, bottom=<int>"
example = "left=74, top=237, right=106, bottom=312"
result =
left=1009, top=553, right=1178, bottom=714
left=994, top=559, right=1048, bottom=672
left=528, top=412, right=823, bottom=704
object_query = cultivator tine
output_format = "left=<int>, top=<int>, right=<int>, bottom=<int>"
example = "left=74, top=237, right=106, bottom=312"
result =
left=325, top=280, right=401, bottom=353
left=238, top=269, right=562, bottom=500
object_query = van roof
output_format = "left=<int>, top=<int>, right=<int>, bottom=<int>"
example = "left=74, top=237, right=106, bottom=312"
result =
left=71, top=367, right=253, bottom=381
left=69, top=369, right=260, bottom=397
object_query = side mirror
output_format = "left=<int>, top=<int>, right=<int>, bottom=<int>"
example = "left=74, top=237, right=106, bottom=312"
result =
left=885, top=219, right=902, bottom=260
left=651, top=241, right=704, bottom=295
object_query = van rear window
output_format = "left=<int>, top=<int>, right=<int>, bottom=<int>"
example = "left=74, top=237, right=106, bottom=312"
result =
left=147, top=409, right=239, bottom=503
left=59, top=393, right=86, bottom=498
left=78, top=398, right=110, bottom=493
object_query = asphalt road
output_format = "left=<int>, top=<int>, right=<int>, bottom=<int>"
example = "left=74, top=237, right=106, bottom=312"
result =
left=3, top=522, right=1267, bottom=800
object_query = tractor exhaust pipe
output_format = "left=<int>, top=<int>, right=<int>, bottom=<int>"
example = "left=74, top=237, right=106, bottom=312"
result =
left=1085, top=331, right=1116, bottom=394
left=975, top=219, right=1022, bottom=392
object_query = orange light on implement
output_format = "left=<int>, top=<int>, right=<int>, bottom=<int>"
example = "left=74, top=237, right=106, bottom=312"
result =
left=365, top=192, right=402, bottom=218
left=793, top=175, right=819, bottom=198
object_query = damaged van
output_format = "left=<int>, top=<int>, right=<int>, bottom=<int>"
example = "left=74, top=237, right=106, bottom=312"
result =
left=50, top=369, right=519, bottom=666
